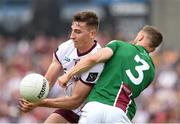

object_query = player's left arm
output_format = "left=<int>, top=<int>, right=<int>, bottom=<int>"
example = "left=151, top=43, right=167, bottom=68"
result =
left=19, top=80, right=92, bottom=112
left=58, top=47, right=113, bottom=87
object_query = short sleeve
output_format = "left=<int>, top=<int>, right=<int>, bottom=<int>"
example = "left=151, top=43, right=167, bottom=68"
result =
left=105, top=40, right=118, bottom=52
left=80, top=63, right=104, bottom=84
left=54, top=40, right=73, bottom=64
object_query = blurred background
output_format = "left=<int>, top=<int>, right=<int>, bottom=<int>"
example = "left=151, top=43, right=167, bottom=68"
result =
left=0, top=0, right=179, bottom=123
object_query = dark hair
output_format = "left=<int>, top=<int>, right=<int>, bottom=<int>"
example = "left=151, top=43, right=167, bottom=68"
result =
left=73, top=11, right=99, bottom=30
left=142, top=25, right=163, bottom=48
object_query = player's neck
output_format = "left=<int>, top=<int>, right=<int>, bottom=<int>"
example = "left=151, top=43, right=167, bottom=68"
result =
left=78, top=40, right=95, bottom=53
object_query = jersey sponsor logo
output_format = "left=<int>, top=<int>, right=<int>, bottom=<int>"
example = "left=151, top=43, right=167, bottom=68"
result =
left=86, top=72, right=98, bottom=82
left=64, top=56, right=71, bottom=62
left=73, top=59, right=80, bottom=65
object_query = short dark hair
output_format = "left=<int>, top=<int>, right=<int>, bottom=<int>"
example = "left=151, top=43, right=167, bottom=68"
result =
left=73, top=11, right=99, bottom=30
left=142, top=25, right=163, bottom=48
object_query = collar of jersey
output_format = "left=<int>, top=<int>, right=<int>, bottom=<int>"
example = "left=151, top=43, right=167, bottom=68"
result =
left=77, top=40, right=97, bottom=56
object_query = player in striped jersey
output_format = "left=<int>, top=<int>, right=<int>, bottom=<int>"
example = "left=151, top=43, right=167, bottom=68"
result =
left=59, top=25, right=163, bottom=123
left=19, top=11, right=104, bottom=123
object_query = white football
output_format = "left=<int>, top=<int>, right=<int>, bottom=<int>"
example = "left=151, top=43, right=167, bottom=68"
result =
left=20, top=73, right=49, bottom=103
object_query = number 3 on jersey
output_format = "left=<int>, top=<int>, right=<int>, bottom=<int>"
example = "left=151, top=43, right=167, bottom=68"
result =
left=126, top=55, right=150, bottom=85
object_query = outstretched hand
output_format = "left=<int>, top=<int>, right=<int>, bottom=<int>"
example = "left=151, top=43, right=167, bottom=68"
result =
left=18, top=99, right=39, bottom=112
left=58, top=74, right=71, bottom=88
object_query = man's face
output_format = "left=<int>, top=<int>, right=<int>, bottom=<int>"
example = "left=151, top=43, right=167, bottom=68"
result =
left=70, top=21, right=93, bottom=49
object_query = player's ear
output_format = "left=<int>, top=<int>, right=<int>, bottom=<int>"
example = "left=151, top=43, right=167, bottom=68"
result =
left=147, top=46, right=155, bottom=53
left=138, top=34, right=144, bottom=41
left=89, top=29, right=96, bottom=39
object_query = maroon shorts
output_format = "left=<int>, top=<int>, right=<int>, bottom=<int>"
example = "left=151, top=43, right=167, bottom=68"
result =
left=53, top=109, right=79, bottom=123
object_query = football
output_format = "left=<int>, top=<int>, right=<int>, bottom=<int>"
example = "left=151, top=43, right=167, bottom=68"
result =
left=20, top=73, right=49, bottom=103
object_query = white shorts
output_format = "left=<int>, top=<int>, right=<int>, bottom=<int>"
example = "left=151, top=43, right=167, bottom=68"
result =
left=79, top=101, right=132, bottom=124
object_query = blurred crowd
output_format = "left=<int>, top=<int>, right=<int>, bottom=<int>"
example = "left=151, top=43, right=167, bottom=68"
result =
left=133, top=49, right=180, bottom=123
left=0, top=32, right=179, bottom=123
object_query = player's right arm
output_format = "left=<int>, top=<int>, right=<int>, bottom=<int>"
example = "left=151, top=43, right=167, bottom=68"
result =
left=45, top=54, right=62, bottom=90
left=19, top=80, right=93, bottom=112
left=58, top=47, right=113, bottom=87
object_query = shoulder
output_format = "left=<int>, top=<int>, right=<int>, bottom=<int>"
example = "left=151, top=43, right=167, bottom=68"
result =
left=105, top=40, right=130, bottom=52
left=57, top=39, right=74, bottom=49
left=107, top=40, right=124, bottom=44
left=106, top=40, right=132, bottom=47
left=55, top=39, right=74, bottom=60
left=88, top=41, right=102, bottom=54
left=96, top=41, right=102, bottom=48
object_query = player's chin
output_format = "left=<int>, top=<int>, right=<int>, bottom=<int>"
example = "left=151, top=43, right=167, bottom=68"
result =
left=73, top=42, right=79, bottom=48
